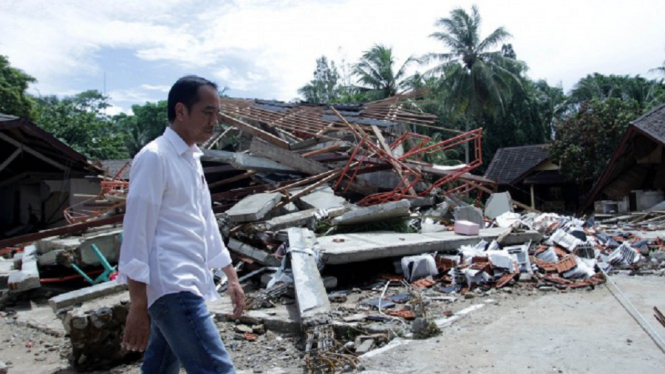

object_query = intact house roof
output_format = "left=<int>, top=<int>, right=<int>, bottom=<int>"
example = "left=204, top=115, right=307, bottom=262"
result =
left=632, top=103, right=665, bottom=144
left=484, top=144, right=551, bottom=185
left=0, top=113, right=100, bottom=183
left=583, top=103, right=665, bottom=210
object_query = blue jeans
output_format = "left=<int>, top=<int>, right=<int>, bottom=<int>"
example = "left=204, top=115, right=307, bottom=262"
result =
left=142, top=291, right=236, bottom=374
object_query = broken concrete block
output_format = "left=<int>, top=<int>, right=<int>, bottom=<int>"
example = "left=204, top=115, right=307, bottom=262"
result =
left=37, top=249, right=65, bottom=266
left=401, top=254, right=437, bottom=282
left=49, top=280, right=129, bottom=312
left=79, top=229, right=123, bottom=266
left=299, top=190, right=347, bottom=211
left=226, top=192, right=282, bottom=223
left=454, top=206, right=484, bottom=227
left=424, top=202, right=450, bottom=218
left=333, top=199, right=411, bottom=225
left=227, top=238, right=281, bottom=267
left=484, top=192, right=514, bottom=220
left=355, top=339, right=375, bottom=354
left=263, top=209, right=319, bottom=231
left=8, top=245, right=40, bottom=293
left=408, top=196, right=435, bottom=208
left=61, top=291, right=136, bottom=370
left=454, top=220, right=479, bottom=236
left=0, top=258, right=16, bottom=288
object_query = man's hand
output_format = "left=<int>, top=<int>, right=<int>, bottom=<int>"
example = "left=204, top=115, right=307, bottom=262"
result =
left=122, top=304, right=151, bottom=352
left=122, top=279, right=150, bottom=352
left=228, top=281, right=245, bottom=318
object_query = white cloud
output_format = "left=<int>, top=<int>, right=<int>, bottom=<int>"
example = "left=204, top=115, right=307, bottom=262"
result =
left=103, top=104, right=130, bottom=116
left=107, top=88, right=158, bottom=104
left=2, top=0, right=665, bottom=103
left=140, top=84, right=171, bottom=92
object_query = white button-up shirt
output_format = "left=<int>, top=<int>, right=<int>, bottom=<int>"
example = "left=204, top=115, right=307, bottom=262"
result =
left=118, top=127, right=232, bottom=307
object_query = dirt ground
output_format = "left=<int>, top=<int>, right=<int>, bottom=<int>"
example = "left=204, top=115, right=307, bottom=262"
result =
left=1, top=274, right=664, bottom=374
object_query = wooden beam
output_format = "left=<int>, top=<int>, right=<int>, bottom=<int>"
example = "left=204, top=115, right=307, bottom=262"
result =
left=0, top=132, right=68, bottom=171
left=0, top=147, right=21, bottom=173
left=249, top=138, right=376, bottom=195
left=0, top=214, right=124, bottom=248
left=208, top=171, right=257, bottom=189
left=302, top=143, right=341, bottom=158
left=219, top=112, right=290, bottom=149
left=371, top=125, right=417, bottom=196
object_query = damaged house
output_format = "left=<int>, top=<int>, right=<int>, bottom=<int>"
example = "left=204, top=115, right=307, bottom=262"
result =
left=584, top=103, right=665, bottom=213
left=484, top=144, right=578, bottom=212
left=0, top=113, right=101, bottom=239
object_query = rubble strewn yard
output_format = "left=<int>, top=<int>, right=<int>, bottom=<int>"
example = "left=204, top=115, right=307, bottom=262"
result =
left=2, top=97, right=665, bottom=373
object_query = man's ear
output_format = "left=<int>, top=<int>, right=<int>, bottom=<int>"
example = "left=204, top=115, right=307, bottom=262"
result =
left=175, top=102, right=187, bottom=121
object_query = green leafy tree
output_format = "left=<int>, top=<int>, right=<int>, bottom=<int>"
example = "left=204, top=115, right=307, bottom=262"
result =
left=569, top=73, right=665, bottom=111
left=352, top=44, right=417, bottom=100
left=114, top=100, right=168, bottom=156
left=0, top=55, right=37, bottom=119
left=34, top=90, right=129, bottom=160
left=298, top=56, right=343, bottom=104
left=550, top=98, right=642, bottom=184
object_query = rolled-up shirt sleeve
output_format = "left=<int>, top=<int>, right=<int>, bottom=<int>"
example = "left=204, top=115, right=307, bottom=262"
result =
left=118, top=148, right=165, bottom=284
left=206, top=204, right=232, bottom=269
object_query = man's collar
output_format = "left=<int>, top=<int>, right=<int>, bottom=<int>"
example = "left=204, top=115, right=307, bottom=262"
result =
left=164, top=127, right=202, bottom=158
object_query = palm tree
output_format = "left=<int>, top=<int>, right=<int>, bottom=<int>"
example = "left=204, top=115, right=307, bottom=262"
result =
left=352, top=44, right=418, bottom=100
left=650, top=56, right=665, bottom=77
left=422, top=5, right=522, bottom=162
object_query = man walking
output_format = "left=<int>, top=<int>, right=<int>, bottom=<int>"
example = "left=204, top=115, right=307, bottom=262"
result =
left=119, top=75, right=244, bottom=373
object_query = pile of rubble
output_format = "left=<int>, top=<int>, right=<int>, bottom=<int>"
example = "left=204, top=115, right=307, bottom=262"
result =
left=2, top=97, right=665, bottom=372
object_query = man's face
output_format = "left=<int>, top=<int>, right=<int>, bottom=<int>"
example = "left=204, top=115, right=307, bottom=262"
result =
left=178, top=85, right=220, bottom=144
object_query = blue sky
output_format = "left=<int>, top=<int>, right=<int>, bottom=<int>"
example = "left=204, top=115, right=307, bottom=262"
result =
left=1, top=0, right=664, bottom=115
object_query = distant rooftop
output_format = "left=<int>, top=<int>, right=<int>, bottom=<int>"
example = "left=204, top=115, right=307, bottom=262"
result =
left=484, top=144, right=551, bottom=185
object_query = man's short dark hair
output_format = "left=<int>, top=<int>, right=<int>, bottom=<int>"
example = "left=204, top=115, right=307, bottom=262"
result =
left=167, top=75, right=218, bottom=123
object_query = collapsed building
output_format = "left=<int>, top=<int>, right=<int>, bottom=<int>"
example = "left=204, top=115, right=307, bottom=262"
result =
left=2, top=97, right=665, bottom=372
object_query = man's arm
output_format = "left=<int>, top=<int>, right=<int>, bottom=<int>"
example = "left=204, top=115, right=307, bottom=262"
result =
left=122, top=279, right=150, bottom=351
left=118, top=148, right=165, bottom=352
left=222, top=264, right=245, bottom=318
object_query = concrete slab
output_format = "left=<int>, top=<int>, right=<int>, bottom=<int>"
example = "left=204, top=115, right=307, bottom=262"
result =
left=226, top=192, right=282, bottom=223
left=333, top=200, right=411, bottom=225
left=454, top=206, right=484, bottom=226
left=8, top=245, right=40, bottom=293
left=202, top=149, right=295, bottom=172
left=227, top=238, right=281, bottom=267
left=484, top=192, right=514, bottom=220
left=288, top=228, right=330, bottom=326
left=48, top=280, right=128, bottom=312
left=299, top=190, right=347, bottom=211
left=319, top=228, right=542, bottom=264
